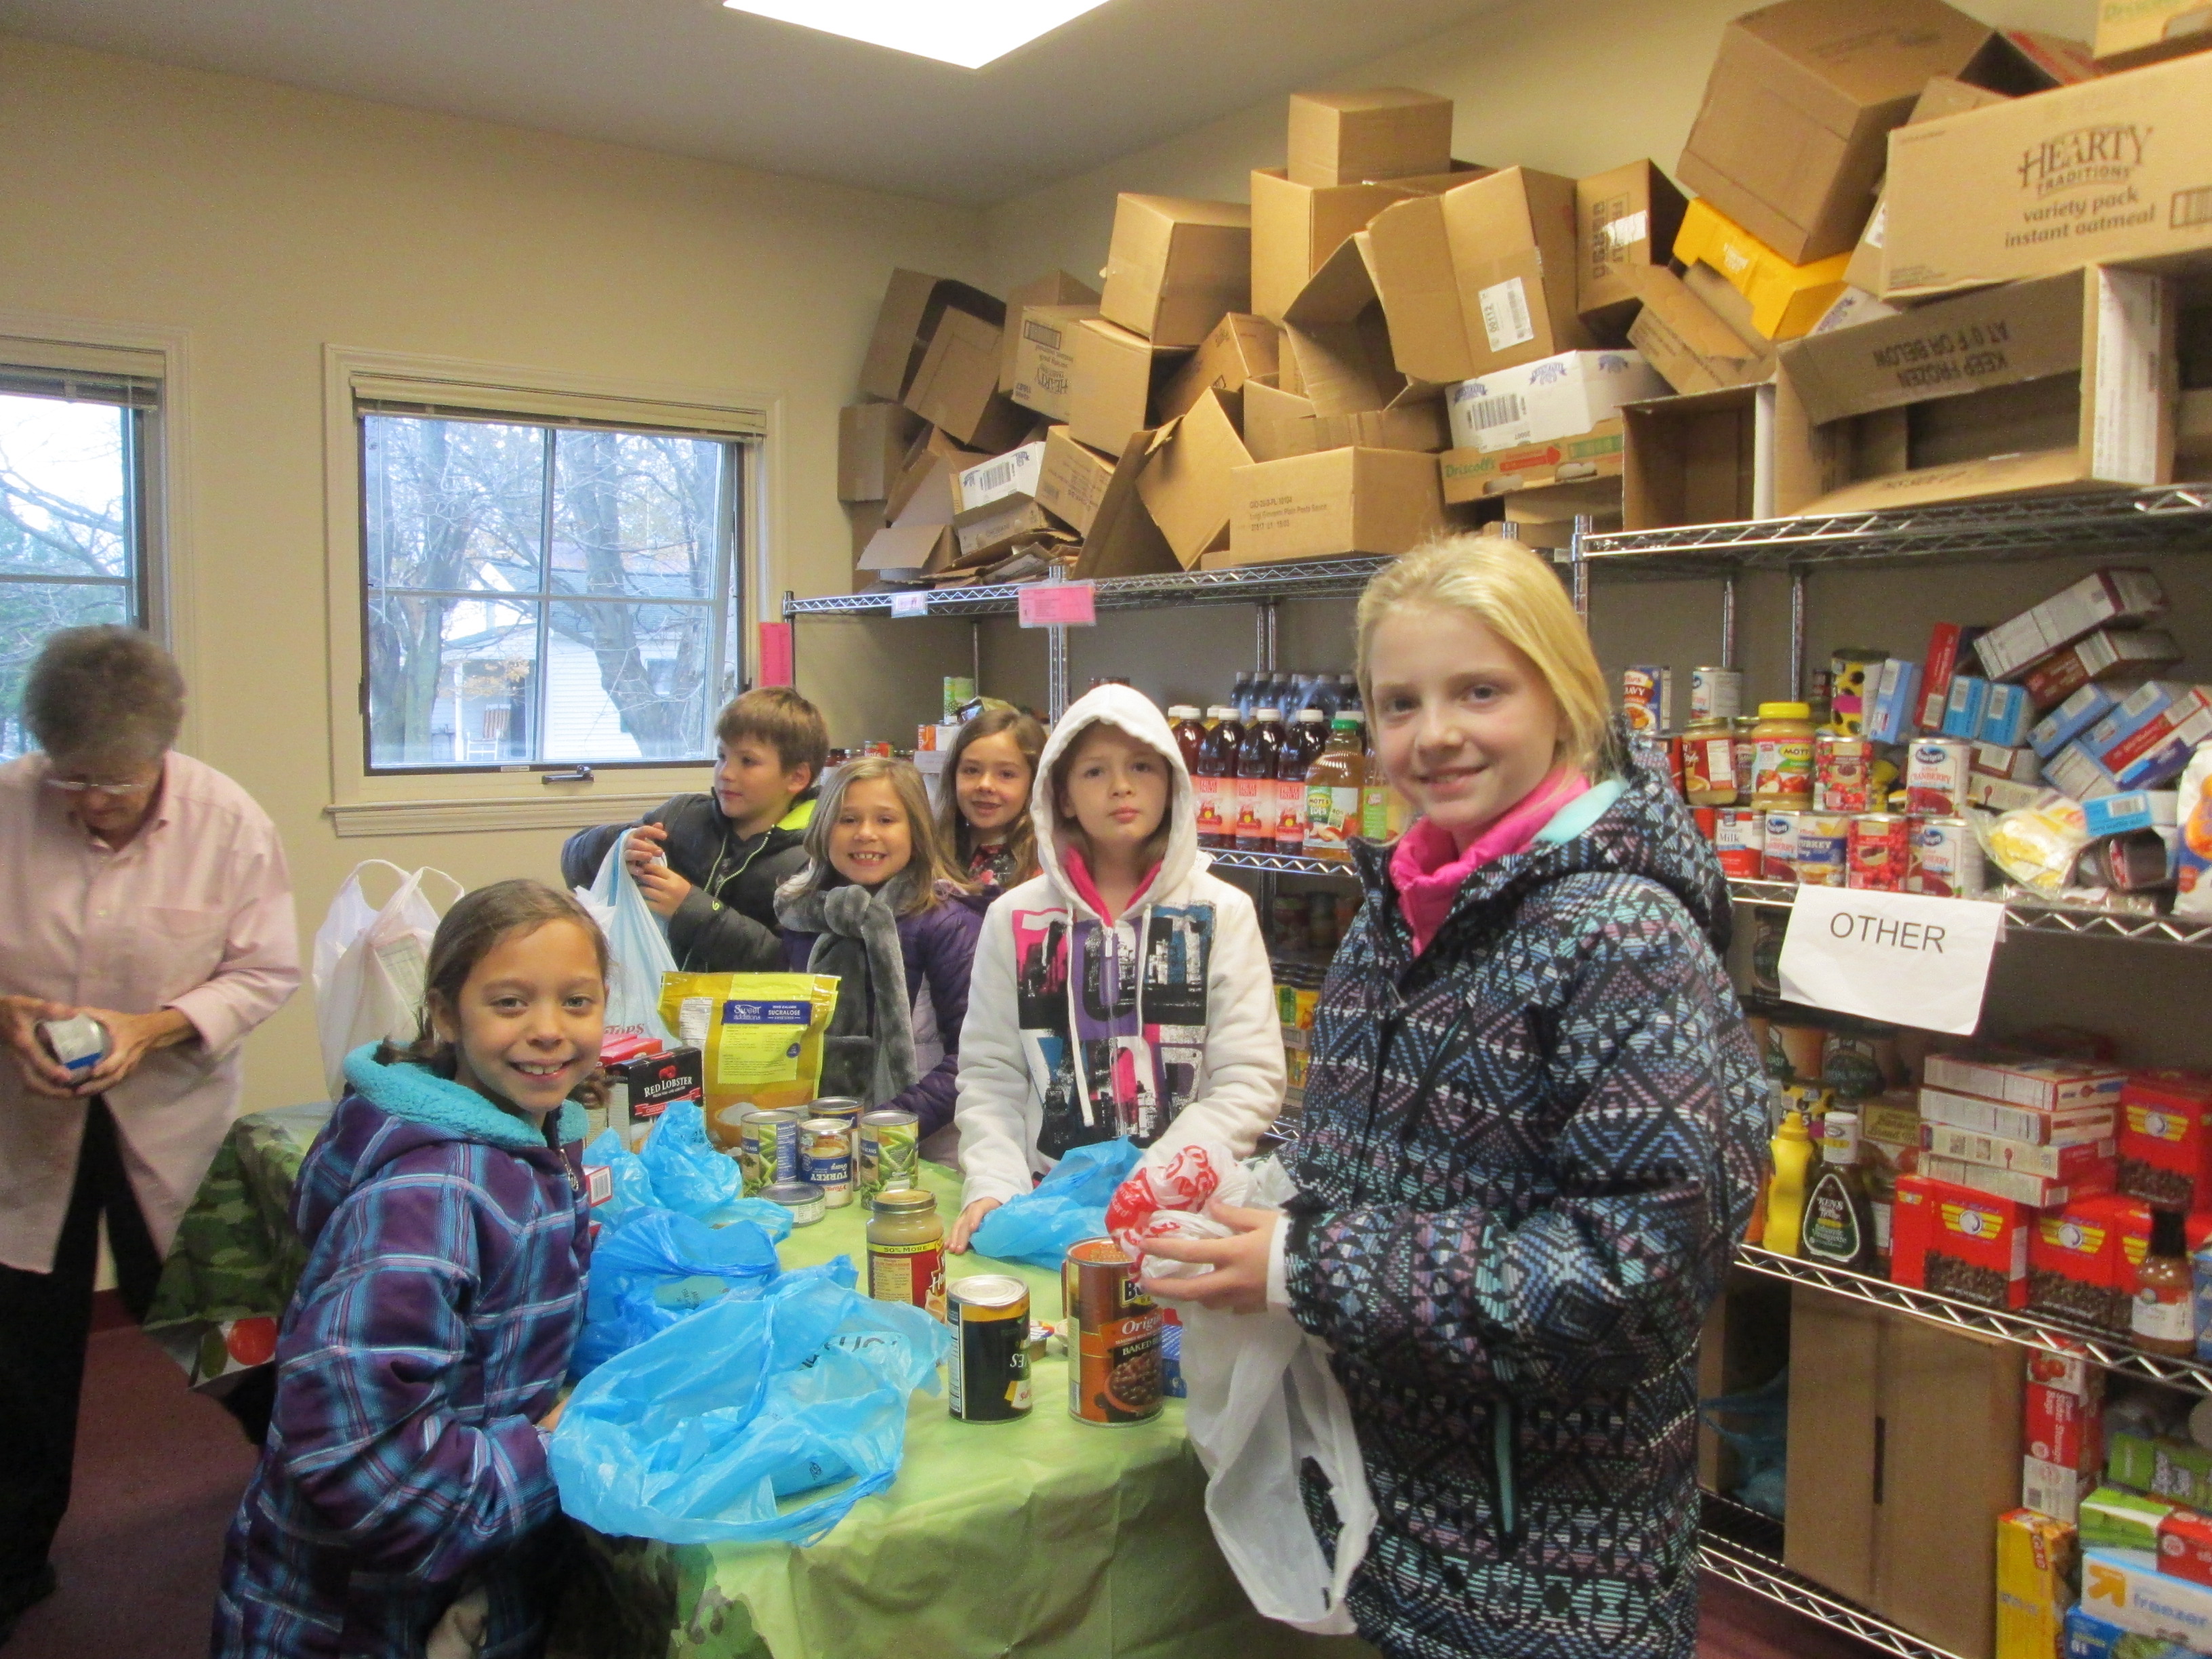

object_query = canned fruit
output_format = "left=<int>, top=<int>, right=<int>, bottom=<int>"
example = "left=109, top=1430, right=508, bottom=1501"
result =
left=1848, top=814, right=1910, bottom=891
left=1910, top=817, right=1984, bottom=898
left=1816, top=734, right=1874, bottom=814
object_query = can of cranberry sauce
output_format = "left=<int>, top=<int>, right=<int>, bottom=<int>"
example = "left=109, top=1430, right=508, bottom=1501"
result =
left=1848, top=813, right=1911, bottom=891
left=1761, top=810, right=1801, bottom=882
left=1715, top=808, right=1764, bottom=879
left=1062, top=1237, right=1162, bottom=1426
left=1906, top=739, right=1973, bottom=818
left=1910, top=817, right=1983, bottom=898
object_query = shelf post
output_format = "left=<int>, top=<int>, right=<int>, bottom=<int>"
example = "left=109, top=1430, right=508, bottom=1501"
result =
left=1256, top=599, right=1278, bottom=672
left=1568, top=516, right=1591, bottom=621
left=1789, top=568, right=1807, bottom=699
left=970, top=621, right=982, bottom=695
left=1721, top=574, right=1738, bottom=671
left=1045, top=566, right=1069, bottom=722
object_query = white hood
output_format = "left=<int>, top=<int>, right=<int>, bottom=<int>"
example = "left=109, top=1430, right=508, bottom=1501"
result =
left=1030, top=682, right=1203, bottom=920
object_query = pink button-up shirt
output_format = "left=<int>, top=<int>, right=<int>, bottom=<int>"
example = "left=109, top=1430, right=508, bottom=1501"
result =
left=0, top=750, right=301, bottom=1273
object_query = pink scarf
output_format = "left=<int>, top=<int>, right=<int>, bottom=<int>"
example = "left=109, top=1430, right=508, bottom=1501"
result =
left=1062, top=846, right=1162, bottom=925
left=1391, top=768, right=1590, bottom=956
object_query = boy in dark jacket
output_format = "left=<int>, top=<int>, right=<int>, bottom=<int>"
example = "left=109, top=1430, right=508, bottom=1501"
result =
left=560, top=687, right=825, bottom=972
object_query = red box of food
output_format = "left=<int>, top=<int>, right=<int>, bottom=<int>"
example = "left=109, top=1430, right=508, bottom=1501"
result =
left=2113, top=1202, right=2212, bottom=1288
left=2024, top=1338, right=2100, bottom=1401
left=1891, top=1174, right=2031, bottom=1309
left=2160, top=1509, right=2212, bottom=1588
left=2028, top=1193, right=2134, bottom=1332
left=2024, top=1380, right=2103, bottom=1472
left=2118, top=1071, right=2212, bottom=1212
left=1919, top=621, right=1967, bottom=733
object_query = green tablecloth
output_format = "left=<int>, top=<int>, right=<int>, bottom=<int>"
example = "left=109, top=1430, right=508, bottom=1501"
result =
left=155, top=1108, right=1378, bottom=1659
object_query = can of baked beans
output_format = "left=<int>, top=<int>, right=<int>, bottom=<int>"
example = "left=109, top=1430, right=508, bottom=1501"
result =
left=948, top=1275, right=1033, bottom=1424
left=1622, top=665, right=1671, bottom=734
left=1816, top=734, right=1874, bottom=814
left=1910, top=817, right=1982, bottom=897
left=1691, top=666, right=1742, bottom=722
left=1794, top=813, right=1851, bottom=887
left=1848, top=813, right=1911, bottom=890
left=1715, top=808, right=1764, bottom=878
left=1062, top=1238, right=1162, bottom=1426
left=1906, top=739, right=1973, bottom=818
left=1761, top=809, right=1801, bottom=882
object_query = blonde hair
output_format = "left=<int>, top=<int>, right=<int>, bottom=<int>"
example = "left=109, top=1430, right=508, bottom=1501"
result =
left=788, top=756, right=968, bottom=915
left=1355, top=533, right=1610, bottom=776
left=1049, top=719, right=1174, bottom=876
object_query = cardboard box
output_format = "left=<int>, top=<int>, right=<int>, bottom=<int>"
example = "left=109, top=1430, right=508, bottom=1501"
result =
left=1008, top=304, right=1102, bottom=422
left=1031, top=426, right=1118, bottom=539
left=1279, top=231, right=1425, bottom=420
left=1677, top=0, right=1996, bottom=265
left=1842, top=77, right=2015, bottom=298
left=1248, top=163, right=1487, bottom=323
left=855, top=522, right=954, bottom=580
left=1675, top=196, right=1853, bottom=342
left=1621, top=384, right=1776, bottom=531
left=1998, top=1510, right=2078, bottom=1659
left=998, top=270, right=1099, bottom=392
left=1891, top=1172, right=2032, bottom=1307
left=1441, top=420, right=1622, bottom=505
left=1226, top=446, right=1449, bottom=566
left=1065, top=316, right=1190, bottom=458
left=1242, top=375, right=1448, bottom=463
left=1576, top=160, right=1689, bottom=335
left=1069, top=437, right=1179, bottom=581
left=2025, top=631, right=2186, bottom=710
left=1158, top=313, right=1279, bottom=422
left=1445, top=350, right=1666, bottom=453
left=1695, top=1267, right=1790, bottom=1496
left=1626, top=266, right=1776, bottom=396
left=1099, top=194, right=1252, bottom=349
left=1786, top=1290, right=1883, bottom=1603
left=1884, top=54, right=2212, bottom=299
left=1365, top=166, right=1593, bottom=385
left=1286, top=87, right=1454, bottom=188
left=2030, top=1193, right=2135, bottom=1331
left=903, top=307, right=1031, bottom=452
left=1927, top=1053, right=2129, bottom=1114
left=861, top=268, right=1004, bottom=404
left=1974, top=566, right=2170, bottom=682
left=2083, top=1548, right=2212, bottom=1648
left=837, top=402, right=922, bottom=503
left=1136, top=389, right=1252, bottom=567
left=955, top=440, right=1048, bottom=515
left=1771, top=267, right=2176, bottom=517
left=2096, top=0, right=2212, bottom=68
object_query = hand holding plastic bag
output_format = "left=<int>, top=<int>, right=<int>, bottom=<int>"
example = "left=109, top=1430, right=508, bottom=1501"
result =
left=1106, top=1140, right=1247, bottom=1273
left=969, top=1138, right=1144, bottom=1268
left=581, top=831, right=679, bottom=1048
left=553, top=1267, right=951, bottom=1546
left=570, top=1208, right=785, bottom=1377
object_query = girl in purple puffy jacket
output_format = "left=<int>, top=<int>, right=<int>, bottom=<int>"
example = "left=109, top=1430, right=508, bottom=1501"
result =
left=776, top=756, right=988, bottom=1167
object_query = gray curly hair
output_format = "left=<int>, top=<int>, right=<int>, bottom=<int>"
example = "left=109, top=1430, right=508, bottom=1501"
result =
left=24, top=625, right=186, bottom=773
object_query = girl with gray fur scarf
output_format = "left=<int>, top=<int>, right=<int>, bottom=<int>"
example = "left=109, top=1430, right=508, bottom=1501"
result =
left=775, top=757, right=987, bottom=1165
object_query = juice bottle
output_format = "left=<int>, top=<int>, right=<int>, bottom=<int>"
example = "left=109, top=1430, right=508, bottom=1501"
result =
left=1166, top=704, right=1206, bottom=778
left=1359, top=720, right=1390, bottom=841
left=1235, top=708, right=1284, bottom=852
left=1229, top=672, right=1256, bottom=724
left=1194, top=705, right=1242, bottom=849
left=1763, top=1109, right=1817, bottom=1258
left=1305, top=714, right=1366, bottom=860
left=1799, top=1109, right=1875, bottom=1273
left=1276, top=710, right=1326, bottom=853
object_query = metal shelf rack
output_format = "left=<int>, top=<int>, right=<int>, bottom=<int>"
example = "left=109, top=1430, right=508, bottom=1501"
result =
left=1698, top=1532, right=1965, bottom=1659
left=782, top=554, right=1395, bottom=619
left=1724, top=876, right=2212, bottom=949
left=1732, top=1244, right=2212, bottom=1394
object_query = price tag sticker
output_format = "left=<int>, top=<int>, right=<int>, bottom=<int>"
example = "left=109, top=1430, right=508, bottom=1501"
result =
left=1776, top=885, right=2004, bottom=1036
left=890, top=591, right=930, bottom=618
left=1018, top=581, right=1098, bottom=628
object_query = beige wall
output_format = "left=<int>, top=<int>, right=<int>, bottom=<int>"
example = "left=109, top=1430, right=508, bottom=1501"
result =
left=0, top=33, right=989, bottom=1109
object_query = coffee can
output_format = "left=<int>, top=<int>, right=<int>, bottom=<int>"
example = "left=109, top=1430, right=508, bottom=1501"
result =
left=1794, top=813, right=1851, bottom=887
left=1905, top=739, right=1973, bottom=818
left=1761, top=809, right=1801, bottom=882
left=859, top=1107, right=920, bottom=1196
left=1062, top=1237, right=1162, bottom=1426
left=1715, top=808, right=1765, bottom=878
left=800, top=1118, right=855, bottom=1207
left=1910, top=817, right=1983, bottom=897
left=738, top=1109, right=803, bottom=1195
left=1691, top=666, right=1742, bottom=723
left=948, top=1275, right=1033, bottom=1424
left=1621, top=665, right=1672, bottom=734
left=1847, top=813, right=1910, bottom=890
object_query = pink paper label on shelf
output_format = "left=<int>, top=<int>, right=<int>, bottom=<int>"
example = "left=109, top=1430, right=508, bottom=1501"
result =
left=1019, top=581, right=1097, bottom=628
left=757, top=622, right=793, bottom=687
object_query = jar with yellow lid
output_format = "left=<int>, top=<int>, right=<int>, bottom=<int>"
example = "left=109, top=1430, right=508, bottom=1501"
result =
left=1750, top=701, right=1815, bottom=808
left=867, top=1187, right=947, bottom=1320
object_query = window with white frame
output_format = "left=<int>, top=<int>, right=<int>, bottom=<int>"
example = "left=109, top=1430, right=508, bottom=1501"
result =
left=0, top=365, right=157, bottom=757
left=359, top=406, right=748, bottom=773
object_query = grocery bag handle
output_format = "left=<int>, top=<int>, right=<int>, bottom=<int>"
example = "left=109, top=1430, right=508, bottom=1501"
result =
left=341, top=859, right=418, bottom=913
left=415, top=867, right=467, bottom=914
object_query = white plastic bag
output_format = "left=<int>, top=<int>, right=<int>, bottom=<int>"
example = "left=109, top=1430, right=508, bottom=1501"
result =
left=1174, top=1156, right=1377, bottom=1635
left=580, top=832, right=678, bottom=1048
left=311, top=861, right=460, bottom=1101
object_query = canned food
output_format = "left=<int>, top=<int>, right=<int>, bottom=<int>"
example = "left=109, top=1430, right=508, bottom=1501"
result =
left=948, top=1275, right=1033, bottom=1423
left=1774, top=1022, right=1829, bottom=1084
left=1622, top=665, right=1672, bottom=734
left=761, top=1179, right=826, bottom=1227
left=2102, top=828, right=2175, bottom=892
left=1795, top=813, right=1851, bottom=887
left=808, top=1097, right=865, bottom=1160
left=801, top=1118, right=855, bottom=1207
left=1906, top=739, right=1973, bottom=818
left=1691, top=806, right=1717, bottom=841
left=1683, top=722, right=1739, bottom=806
left=1062, top=1238, right=1162, bottom=1425
left=867, top=1187, right=946, bottom=1319
left=1816, top=734, right=1875, bottom=814
left=859, top=1107, right=921, bottom=1196
left=1715, top=807, right=1764, bottom=879
left=738, top=1109, right=803, bottom=1195
left=1761, top=810, right=1801, bottom=882
left=1847, top=813, right=1911, bottom=891
left=1910, top=817, right=1984, bottom=898
left=1822, top=1029, right=1889, bottom=1099
left=1732, top=722, right=1758, bottom=800
left=1692, top=665, right=1743, bottom=722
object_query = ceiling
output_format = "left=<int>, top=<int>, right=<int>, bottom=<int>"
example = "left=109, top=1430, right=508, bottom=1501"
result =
left=0, top=0, right=1502, bottom=205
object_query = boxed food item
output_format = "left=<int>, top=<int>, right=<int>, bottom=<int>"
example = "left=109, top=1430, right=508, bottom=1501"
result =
left=2102, top=691, right=2212, bottom=792
left=2026, top=1458, right=2102, bottom=1526
left=1286, top=87, right=1455, bottom=188
left=1927, top=1052, right=2130, bottom=1115
left=2095, top=0, right=2212, bottom=68
left=837, top=402, right=923, bottom=502
left=903, top=307, right=1031, bottom=453
left=2026, top=1380, right=2106, bottom=1472
left=2082, top=682, right=2206, bottom=764
left=1223, top=445, right=1450, bottom=566
left=2024, top=630, right=2186, bottom=709
left=1983, top=683, right=2036, bottom=749
left=1673, top=197, right=1852, bottom=341
left=1135, top=389, right=1252, bottom=567
left=1971, top=775, right=2051, bottom=815
left=1884, top=52, right=2212, bottom=299
left=605, top=1044, right=704, bottom=1143
left=1098, top=194, right=1252, bottom=349
left=2048, top=741, right=2125, bottom=802
left=1439, top=420, right=1622, bottom=505
left=2037, top=683, right=2134, bottom=758
left=2110, top=1431, right=2212, bottom=1513
left=2064, top=1602, right=2196, bottom=1659
left=1971, top=743, right=2042, bottom=785
left=1866, top=657, right=1923, bottom=744
left=1945, top=677, right=1992, bottom=740
left=1364, top=166, right=1593, bottom=384
left=1998, top=1509, right=2078, bottom=1657
left=1921, top=1153, right=2113, bottom=1210
left=1625, top=265, right=1776, bottom=396
left=860, top=268, right=1004, bottom=404
left=1158, top=313, right=1279, bottom=422
left=2161, top=1508, right=2212, bottom=1586
left=2118, top=1071, right=2212, bottom=1210
left=1574, top=160, right=1689, bottom=332
left=1620, top=383, right=1776, bottom=531
left=2083, top=790, right=2180, bottom=840
left=1444, top=350, right=1665, bottom=453
left=1919, top=1088, right=2118, bottom=1149
left=1008, top=304, right=1102, bottom=422
left=1890, top=1172, right=2032, bottom=1307
left=1248, top=163, right=1485, bottom=323
left=2081, top=1547, right=2212, bottom=1645
left=1066, top=316, right=1190, bottom=458
left=1929, top=1126, right=2117, bottom=1183
left=1919, top=621, right=1978, bottom=734
left=1675, top=0, right=1995, bottom=264
left=2030, top=1194, right=2135, bottom=1331
left=997, top=269, right=1099, bottom=392
left=2083, top=1488, right=2178, bottom=1555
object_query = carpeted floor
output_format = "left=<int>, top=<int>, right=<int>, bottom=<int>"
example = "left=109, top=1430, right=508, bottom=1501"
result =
left=9, top=1313, right=1887, bottom=1659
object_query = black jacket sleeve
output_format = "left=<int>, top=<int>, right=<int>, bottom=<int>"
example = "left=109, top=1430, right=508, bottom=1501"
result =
left=666, top=889, right=785, bottom=973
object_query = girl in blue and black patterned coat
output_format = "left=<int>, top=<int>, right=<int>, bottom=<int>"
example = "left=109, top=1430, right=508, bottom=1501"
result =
left=1144, top=535, right=1769, bottom=1659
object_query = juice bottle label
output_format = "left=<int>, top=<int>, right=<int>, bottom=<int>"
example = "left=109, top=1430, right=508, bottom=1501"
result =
left=1305, top=783, right=1359, bottom=854
left=1193, top=774, right=1224, bottom=838
left=1359, top=783, right=1388, bottom=840
left=1233, top=777, right=1269, bottom=840
left=1275, top=777, right=1307, bottom=847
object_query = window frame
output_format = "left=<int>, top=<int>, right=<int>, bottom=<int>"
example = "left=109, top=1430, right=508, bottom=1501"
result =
left=322, top=346, right=781, bottom=836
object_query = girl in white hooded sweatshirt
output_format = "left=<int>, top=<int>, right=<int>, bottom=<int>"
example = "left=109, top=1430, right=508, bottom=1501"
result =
left=948, top=684, right=1285, bottom=1251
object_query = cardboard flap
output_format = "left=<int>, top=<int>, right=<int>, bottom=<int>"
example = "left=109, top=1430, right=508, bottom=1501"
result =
left=1072, top=434, right=1179, bottom=579
left=1364, top=190, right=1473, bottom=384
left=1282, top=232, right=1406, bottom=416
left=1136, top=388, right=1253, bottom=566
left=1628, top=266, right=1777, bottom=396
left=888, top=453, right=958, bottom=529
left=998, top=270, right=1101, bottom=391
left=858, top=522, right=952, bottom=573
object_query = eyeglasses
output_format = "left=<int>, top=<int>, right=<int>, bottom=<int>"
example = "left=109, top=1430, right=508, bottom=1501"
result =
left=43, top=775, right=157, bottom=799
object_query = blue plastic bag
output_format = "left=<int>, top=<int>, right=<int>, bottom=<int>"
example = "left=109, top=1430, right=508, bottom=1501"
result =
left=639, top=1099, right=752, bottom=1223
left=582, top=832, right=679, bottom=1048
left=553, top=1265, right=951, bottom=1546
left=571, top=1207, right=786, bottom=1377
left=581, top=1130, right=660, bottom=1231
left=968, top=1136, right=1144, bottom=1268
left=582, top=1118, right=792, bottom=1237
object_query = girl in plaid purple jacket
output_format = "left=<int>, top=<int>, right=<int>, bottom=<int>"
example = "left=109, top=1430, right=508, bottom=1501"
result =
left=212, top=880, right=604, bottom=1658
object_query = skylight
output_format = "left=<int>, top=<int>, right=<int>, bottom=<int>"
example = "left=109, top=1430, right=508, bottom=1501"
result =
left=721, top=1, right=1111, bottom=69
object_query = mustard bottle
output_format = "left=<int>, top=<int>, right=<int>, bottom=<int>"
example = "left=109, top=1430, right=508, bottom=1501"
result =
left=1763, top=1109, right=1818, bottom=1258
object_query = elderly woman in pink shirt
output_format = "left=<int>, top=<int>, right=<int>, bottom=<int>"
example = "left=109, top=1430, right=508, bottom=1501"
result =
left=0, top=626, right=299, bottom=1642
